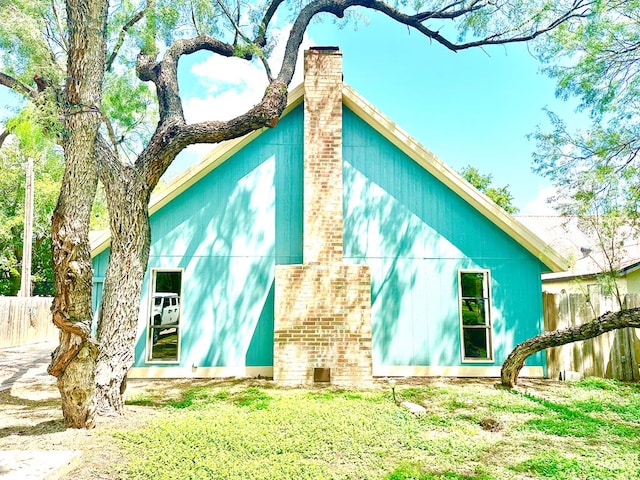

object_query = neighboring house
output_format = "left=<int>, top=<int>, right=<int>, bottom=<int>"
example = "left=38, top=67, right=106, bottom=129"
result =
left=91, top=48, right=566, bottom=385
left=517, top=215, right=640, bottom=296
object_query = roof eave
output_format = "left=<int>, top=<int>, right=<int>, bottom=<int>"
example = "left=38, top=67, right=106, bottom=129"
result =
left=341, top=85, right=569, bottom=273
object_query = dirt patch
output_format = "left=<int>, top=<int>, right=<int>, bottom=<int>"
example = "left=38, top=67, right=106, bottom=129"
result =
left=1, top=376, right=298, bottom=479
left=0, top=379, right=168, bottom=480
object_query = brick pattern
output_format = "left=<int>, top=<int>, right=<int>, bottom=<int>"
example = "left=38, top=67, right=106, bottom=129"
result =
left=303, top=49, right=344, bottom=264
left=273, top=49, right=373, bottom=386
left=274, top=264, right=372, bottom=385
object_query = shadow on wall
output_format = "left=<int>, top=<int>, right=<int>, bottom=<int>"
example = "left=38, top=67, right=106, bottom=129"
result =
left=342, top=106, right=547, bottom=369
left=343, top=162, right=464, bottom=367
left=138, top=154, right=277, bottom=369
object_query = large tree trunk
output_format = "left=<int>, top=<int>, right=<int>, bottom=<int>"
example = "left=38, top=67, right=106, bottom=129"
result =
left=47, top=0, right=107, bottom=428
left=501, top=307, right=640, bottom=388
left=95, top=164, right=151, bottom=415
left=49, top=168, right=98, bottom=427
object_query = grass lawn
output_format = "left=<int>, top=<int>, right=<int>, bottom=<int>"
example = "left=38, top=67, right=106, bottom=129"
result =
left=113, top=377, right=640, bottom=480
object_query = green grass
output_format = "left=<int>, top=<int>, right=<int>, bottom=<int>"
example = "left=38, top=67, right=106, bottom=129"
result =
left=519, top=394, right=639, bottom=438
left=385, top=462, right=493, bottom=480
left=113, top=378, right=640, bottom=479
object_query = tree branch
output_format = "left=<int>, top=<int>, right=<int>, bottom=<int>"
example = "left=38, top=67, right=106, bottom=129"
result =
left=130, top=0, right=593, bottom=208
left=0, top=128, right=12, bottom=149
left=459, top=2, right=589, bottom=50
left=136, top=34, right=239, bottom=125
left=0, top=72, right=38, bottom=100
left=215, top=0, right=274, bottom=79
left=276, top=0, right=592, bottom=85
left=49, top=0, right=68, bottom=52
left=255, top=0, right=287, bottom=47
left=413, top=0, right=485, bottom=21
left=106, top=1, right=154, bottom=72
left=216, top=0, right=249, bottom=45
left=501, top=306, right=640, bottom=387
left=137, top=77, right=288, bottom=186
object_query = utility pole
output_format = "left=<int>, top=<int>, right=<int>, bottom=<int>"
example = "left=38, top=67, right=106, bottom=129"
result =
left=19, top=157, right=34, bottom=297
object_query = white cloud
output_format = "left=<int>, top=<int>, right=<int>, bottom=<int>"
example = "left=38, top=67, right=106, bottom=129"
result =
left=183, top=25, right=315, bottom=124
left=184, top=81, right=265, bottom=123
left=267, top=26, right=314, bottom=88
left=184, top=143, right=214, bottom=159
left=522, top=186, right=559, bottom=216
left=166, top=26, right=315, bottom=180
left=190, top=56, right=261, bottom=94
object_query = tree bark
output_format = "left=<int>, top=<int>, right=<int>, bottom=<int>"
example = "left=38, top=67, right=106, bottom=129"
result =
left=48, top=156, right=98, bottom=427
left=501, top=307, right=640, bottom=388
left=47, top=0, right=107, bottom=428
left=94, top=162, right=151, bottom=415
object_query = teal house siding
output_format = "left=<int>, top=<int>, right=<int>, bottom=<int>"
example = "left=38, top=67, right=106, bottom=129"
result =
left=91, top=249, right=109, bottom=329
left=93, top=106, right=304, bottom=371
left=90, top=83, right=560, bottom=379
left=342, top=106, right=546, bottom=370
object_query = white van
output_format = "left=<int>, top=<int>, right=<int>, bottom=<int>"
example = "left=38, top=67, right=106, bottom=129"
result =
left=151, top=293, right=180, bottom=343
left=152, top=292, right=180, bottom=326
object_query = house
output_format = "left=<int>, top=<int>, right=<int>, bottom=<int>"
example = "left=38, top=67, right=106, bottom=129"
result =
left=517, top=215, right=640, bottom=296
left=91, top=48, right=566, bottom=385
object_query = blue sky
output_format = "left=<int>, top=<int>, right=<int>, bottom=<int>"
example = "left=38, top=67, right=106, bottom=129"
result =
left=0, top=12, right=586, bottom=215
left=309, top=13, right=589, bottom=215
left=171, top=12, right=587, bottom=215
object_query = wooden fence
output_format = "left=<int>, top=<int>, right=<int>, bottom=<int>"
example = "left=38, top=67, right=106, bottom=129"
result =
left=544, top=292, right=640, bottom=381
left=2, top=292, right=640, bottom=382
left=0, top=296, right=57, bottom=348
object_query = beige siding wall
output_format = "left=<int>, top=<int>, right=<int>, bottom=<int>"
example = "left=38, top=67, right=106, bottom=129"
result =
left=543, top=276, right=630, bottom=295
left=625, top=269, right=640, bottom=294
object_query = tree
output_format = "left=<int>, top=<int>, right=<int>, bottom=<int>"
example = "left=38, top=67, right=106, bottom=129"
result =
left=501, top=307, right=640, bottom=388
left=499, top=2, right=640, bottom=388
left=532, top=0, right=640, bottom=218
left=0, top=0, right=594, bottom=427
left=0, top=139, right=62, bottom=296
left=575, top=210, right=639, bottom=307
left=0, top=122, right=106, bottom=297
left=459, top=165, right=519, bottom=214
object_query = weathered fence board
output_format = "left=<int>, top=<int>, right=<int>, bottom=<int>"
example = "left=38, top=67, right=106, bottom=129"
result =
left=544, top=292, right=640, bottom=381
left=0, top=297, right=56, bottom=348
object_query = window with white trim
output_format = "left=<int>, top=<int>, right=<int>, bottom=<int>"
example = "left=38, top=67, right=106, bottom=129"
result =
left=459, top=270, right=492, bottom=361
left=147, top=269, right=182, bottom=362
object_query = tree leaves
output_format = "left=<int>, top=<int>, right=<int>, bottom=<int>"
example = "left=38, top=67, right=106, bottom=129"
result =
left=0, top=141, right=62, bottom=295
left=534, top=1, right=640, bottom=217
left=460, top=165, right=519, bottom=214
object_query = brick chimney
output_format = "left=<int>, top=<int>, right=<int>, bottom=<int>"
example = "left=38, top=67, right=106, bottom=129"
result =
left=303, top=47, right=344, bottom=264
left=273, top=48, right=373, bottom=386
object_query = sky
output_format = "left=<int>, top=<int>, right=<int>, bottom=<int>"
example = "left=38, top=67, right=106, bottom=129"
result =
left=168, top=11, right=588, bottom=216
left=0, top=10, right=588, bottom=215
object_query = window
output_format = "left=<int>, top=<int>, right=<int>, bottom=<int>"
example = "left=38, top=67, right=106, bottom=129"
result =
left=147, top=269, right=182, bottom=362
left=459, top=270, right=492, bottom=361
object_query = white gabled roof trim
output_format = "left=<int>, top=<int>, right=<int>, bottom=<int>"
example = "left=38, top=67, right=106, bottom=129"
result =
left=341, top=85, right=567, bottom=273
left=91, top=82, right=567, bottom=273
